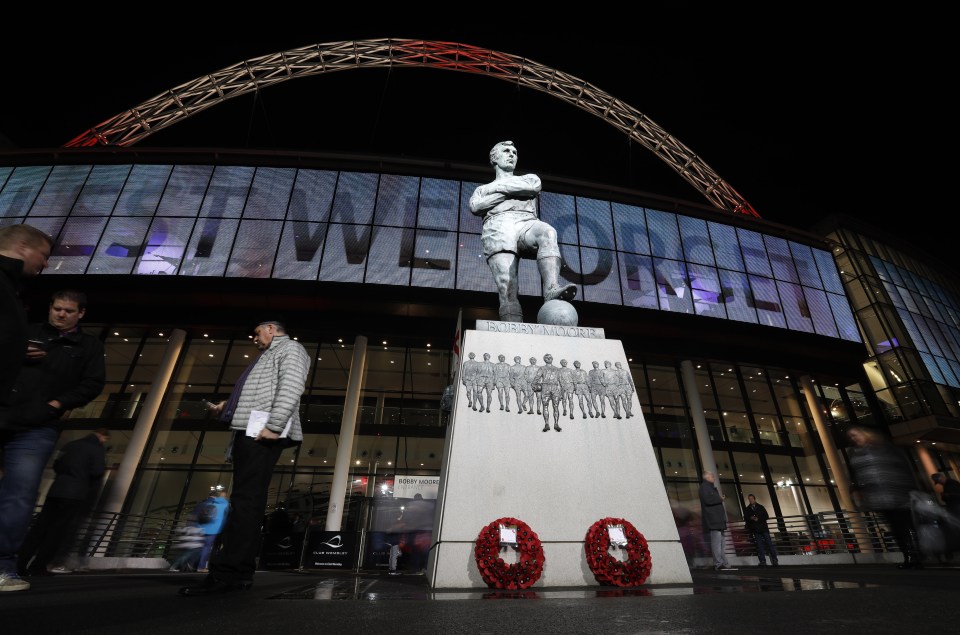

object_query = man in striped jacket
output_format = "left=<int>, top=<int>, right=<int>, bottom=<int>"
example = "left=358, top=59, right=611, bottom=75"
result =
left=180, top=319, right=310, bottom=596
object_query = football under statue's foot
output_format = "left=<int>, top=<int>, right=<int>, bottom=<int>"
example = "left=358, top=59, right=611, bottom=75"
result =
left=544, top=283, right=577, bottom=302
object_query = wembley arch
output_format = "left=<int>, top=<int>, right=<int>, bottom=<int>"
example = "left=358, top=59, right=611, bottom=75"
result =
left=65, top=38, right=760, bottom=218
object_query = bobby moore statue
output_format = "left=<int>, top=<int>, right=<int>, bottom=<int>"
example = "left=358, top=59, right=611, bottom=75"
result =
left=469, top=141, right=577, bottom=323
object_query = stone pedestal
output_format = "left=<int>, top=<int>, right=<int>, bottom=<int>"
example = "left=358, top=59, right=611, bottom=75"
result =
left=428, top=323, right=692, bottom=588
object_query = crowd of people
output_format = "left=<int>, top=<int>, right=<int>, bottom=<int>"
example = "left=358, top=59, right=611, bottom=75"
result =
left=1, top=223, right=314, bottom=596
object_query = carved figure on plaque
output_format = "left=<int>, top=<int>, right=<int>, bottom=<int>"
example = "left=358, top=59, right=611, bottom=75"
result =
left=494, top=354, right=512, bottom=412
left=614, top=361, right=635, bottom=418
left=461, top=352, right=480, bottom=411
left=588, top=361, right=605, bottom=418
left=523, top=357, right=542, bottom=415
left=532, top=354, right=563, bottom=432
left=469, top=141, right=577, bottom=323
left=572, top=360, right=595, bottom=419
left=509, top=356, right=528, bottom=415
left=558, top=359, right=575, bottom=420
left=600, top=360, right=622, bottom=419
left=477, top=353, right=496, bottom=413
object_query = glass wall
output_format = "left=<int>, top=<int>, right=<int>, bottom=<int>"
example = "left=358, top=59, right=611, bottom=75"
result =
left=0, top=162, right=859, bottom=343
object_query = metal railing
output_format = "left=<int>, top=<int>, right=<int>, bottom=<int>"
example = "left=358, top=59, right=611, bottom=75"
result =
left=725, top=510, right=900, bottom=557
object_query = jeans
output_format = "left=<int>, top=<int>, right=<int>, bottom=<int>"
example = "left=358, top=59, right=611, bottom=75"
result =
left=0, top=426, right=59, bottom=574
left=198, top=533, right=219, bottom=569
left=208, top=433, right=290, bottom=583
left=753, top=530, right=779, bottom=564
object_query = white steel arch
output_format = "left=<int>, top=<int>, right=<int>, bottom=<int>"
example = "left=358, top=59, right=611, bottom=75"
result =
left=65, top=38, right=760, bottom=217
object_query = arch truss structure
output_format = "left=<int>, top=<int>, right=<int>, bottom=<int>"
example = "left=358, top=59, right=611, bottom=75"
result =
left=65, top=39, right=760, bottom=217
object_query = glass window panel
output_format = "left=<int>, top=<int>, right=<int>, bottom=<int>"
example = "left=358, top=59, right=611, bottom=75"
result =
left=647, top=209, right=682, bottom=260
left=311, top=342, right=353, bottom=391
left=678, top=216, right=715, bottom=266
left=155, top=165, right=212, bottom=217
left=717, top=269, right=758, bottom=324
left=411, top=229, right=456, bottom=289
left=647, top=364, right=683, bottom=406
left=814, top=248, right=845, bottom=294
left=374, top=174, right=419, bottom=227
left=777, top=280, right=815, bottom=333
left=418, top=178, right=460, bottom=230
left=713, top=367, right=743, bottom=411
left=654, top=258, right=694, bottom=314
left=579, top=247, right=621, bottom=304
left=458, top=181, right=483, bottom=234
left=742, top=368, right=777, bottom=415
left=70, top=165, right=131, bottom=216
left=330, top=171, right=377, bottom=225
left=737, top=228, right=773, bottom=277
left=2, top=166, right=51, bottom=218
left=47, top=216, right=108, bottom=273
left=32, top=165, right=89, bottom=216
left=180, top=218, right=239, bottom=277
left=660, top=447, right=699, bottom=479
left=225, top=219, right=282, bottom=278
left=613, top=202, right=649, bottom=255
left=289, top=168, right=337, bottom=224
left=771, top=376, right=804, bottom=418
left=708, top=222, right=744, bottom=272
left=725, top=413, right=755, bottom=443
left=576, top=197, right=614, bottom=249
left=765, top=455, right=804, bottom=516
left=687, top=263, right=726, bottom=318
left=274, top=220, right=326, bottom=280
left=749, top=275, right=787, bottom=329
left=134, top=217, right=196, bottom=275
left=803, top=286, right=840, bottom=338
left=318, top=223, right=371, bottom=283
left=115, top=164, right=172, bottom=216
left=87, top=216, right=153, bottom=275
left=619, top=252, right=657, bottom=310
left=243, top=167, right=295, bottom=220
left=199, top=166, right=254, bottom=218
left=456, top=233, right=496, bottom=293
left=365, top=226, right=411, bottom=286
left=764, top=235, right=800, bottom=283
left=128, top=339, right=170, bottom=383
left=827, top=293, right=861, bottom=342
left=731, top=451, right=765, bottom=483
left=0, top=167, right=11, bottom=189
left=790, top=242, right=823, bottom=288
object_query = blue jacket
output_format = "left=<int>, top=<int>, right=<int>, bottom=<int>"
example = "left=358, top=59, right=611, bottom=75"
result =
left=195, top=495, right=230, bottom=536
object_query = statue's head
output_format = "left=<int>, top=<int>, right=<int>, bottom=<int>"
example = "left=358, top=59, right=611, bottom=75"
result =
left=489, top=140, right=517, bottom=166
left=529, top=357, right=537, bottom=365
left=560, top=359, right=568, bottom=367
left=574, top=361, right=581, bottom=368
left=615, top=361, right=623, bottom=369
left=483, top=353, right=491, bottom=361
left=514, top=356, right=522, bottom=363
left=498, top=354, right=506, bottom=362
left=544, top=353, right=554, bottom=365
left=592, top=361, right=599, bottom=369
left=468, top=352, right=475, bottom=359
left=604, top=360, right=612, bottom=368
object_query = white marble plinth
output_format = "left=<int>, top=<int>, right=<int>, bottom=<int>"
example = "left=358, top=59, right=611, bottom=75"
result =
left=428, top=328, right=692, bottom=588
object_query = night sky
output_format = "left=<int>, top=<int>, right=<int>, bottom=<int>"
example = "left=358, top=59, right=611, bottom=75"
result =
left=0, top=8, right=950, bottom=266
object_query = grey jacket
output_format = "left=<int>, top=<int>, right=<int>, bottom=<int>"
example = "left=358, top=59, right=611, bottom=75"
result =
left=230, top=335, right=310, bottom=441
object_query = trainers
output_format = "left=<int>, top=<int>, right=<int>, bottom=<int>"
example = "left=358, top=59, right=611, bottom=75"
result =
left=168, top=567, right=181, bottom=572
left=0, top=572, right=30, bottom=592
left=50, top=566, right=72, bottom=574
left=715, top=565, right=737, bottom=571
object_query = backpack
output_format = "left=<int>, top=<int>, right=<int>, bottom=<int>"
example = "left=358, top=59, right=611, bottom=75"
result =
left=196, top=499, right=217, bottom=524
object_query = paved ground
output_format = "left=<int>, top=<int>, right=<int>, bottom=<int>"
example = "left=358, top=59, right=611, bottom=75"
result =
left=4, top=563, right=960, bottom=634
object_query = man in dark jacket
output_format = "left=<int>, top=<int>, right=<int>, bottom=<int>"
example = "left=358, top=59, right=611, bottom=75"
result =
left=699, top=470, right=735, bottom=571
left=0, top=289, right=105, bottom=593
left=743, top=494, right=779, bottom=566
left=18, top=429, right=109, bottom=576
left=0, top=223, right=53, bottom=411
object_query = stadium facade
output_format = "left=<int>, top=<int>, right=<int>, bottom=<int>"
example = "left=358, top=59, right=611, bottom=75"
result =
left=2, top=95, right=959, bottom=569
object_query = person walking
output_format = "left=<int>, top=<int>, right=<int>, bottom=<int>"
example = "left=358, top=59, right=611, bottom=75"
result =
left=178, top=319, right=310, bottom=596
left=0, top=288, right=105, bottom=593
left=847, top=425, right=922, bottom=569
left=743, top=494, right=779, bottom=567
left=194, top=486, right=230, bottom=572
left=18, top=428, right=109, bottom=577
left=699, top=470, right=736, bottom=571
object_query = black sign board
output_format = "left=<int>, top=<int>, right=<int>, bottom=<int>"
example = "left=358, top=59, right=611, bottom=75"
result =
left=258, top=531, right=305, bottom=570
left=306, top=530, right=355, bottom=569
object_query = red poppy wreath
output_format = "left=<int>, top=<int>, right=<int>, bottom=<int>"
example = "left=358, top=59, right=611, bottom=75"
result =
left=583, top=517, right=652, bottom=587
left=474, top=517, right=545, bottom=589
